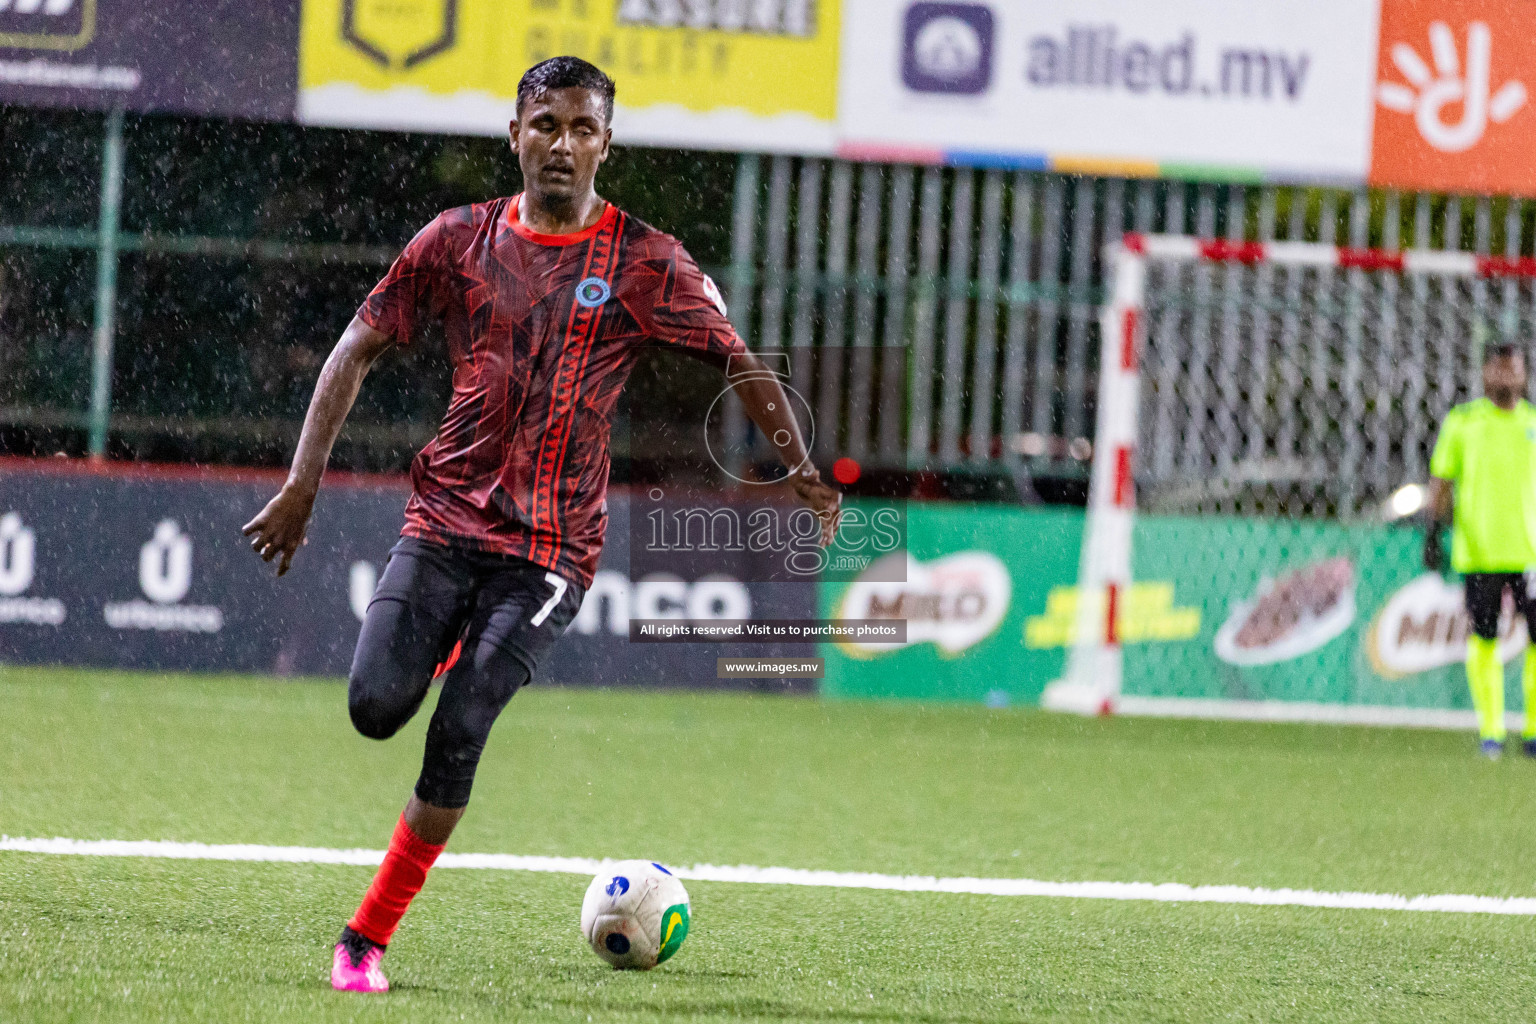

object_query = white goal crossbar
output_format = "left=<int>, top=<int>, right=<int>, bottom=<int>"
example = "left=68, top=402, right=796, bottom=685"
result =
left=1041, top=233, right=1536, bottom=716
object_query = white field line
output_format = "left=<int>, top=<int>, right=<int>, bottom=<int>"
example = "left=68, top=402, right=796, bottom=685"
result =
left=3, top=836, right=1535, bottom=917
left=1114, top=696, right=1525, bottom=732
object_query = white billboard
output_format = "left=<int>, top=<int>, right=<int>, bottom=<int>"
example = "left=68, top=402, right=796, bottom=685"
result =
left=836, top=0, right=1382, bottom=181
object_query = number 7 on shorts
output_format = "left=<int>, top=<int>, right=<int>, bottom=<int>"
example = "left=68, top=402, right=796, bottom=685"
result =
left=531, top=572, right=567, bottom=627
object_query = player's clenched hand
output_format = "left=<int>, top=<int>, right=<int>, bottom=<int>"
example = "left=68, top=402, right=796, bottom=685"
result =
left=241, top=485, right=315, bottom=577
left=791, top=466, right=842, bottom=548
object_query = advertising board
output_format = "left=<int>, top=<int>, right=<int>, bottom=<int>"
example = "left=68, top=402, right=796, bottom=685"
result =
left=835, top=0, right=1382, bottom=182
left=820, top=502, right=1520, bottom=719
left=1122, top=514, right=1505, bottom=712
left=297, top=0, right=840, bottom=151
left=1368, top=1, right=1536, bottom=194
left=0, top=461, right=814, bottom=689
left=836, top=0, right=1536, bottom=195
left=6, top=0, right=1536, bottom=197
left=2, top=460, right=1522, bottom=718
left=819, top=502, right=1081, bottom=705
left=0, top=0, right=300, bottom=119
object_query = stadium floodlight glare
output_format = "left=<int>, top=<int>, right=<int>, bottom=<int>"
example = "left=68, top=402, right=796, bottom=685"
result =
left=1388, top=483, right=1427, bottom=520
left=1043, top=233, right=1536, bottom=716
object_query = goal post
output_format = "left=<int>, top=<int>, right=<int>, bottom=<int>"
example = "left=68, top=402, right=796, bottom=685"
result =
left=1040, top=234, right=1146, bottom=716
left=1042, top=232, right=1536, bottom=718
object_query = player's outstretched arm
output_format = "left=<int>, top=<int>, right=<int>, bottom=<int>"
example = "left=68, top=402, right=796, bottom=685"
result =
left=729, top=352, right=842, bottom=548
left=242, top=317, right=395, bottom=576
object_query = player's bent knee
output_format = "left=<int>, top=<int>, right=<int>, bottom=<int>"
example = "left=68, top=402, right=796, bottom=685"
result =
left=347, top=680, right=410, bottom=740
left=349, top=698, right=401, bottom=740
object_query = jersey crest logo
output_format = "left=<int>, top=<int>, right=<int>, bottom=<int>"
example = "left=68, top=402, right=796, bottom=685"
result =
left=575, top=277, right=612, bottom=309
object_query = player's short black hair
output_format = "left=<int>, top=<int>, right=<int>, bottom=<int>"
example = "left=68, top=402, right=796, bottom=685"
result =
left=1486, top=342, right=1523, bottom=364
left=516, top=57, right=615, bottom=126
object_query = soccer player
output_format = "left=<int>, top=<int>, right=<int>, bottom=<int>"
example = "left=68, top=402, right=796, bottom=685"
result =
left=1424, top=343, right=1536, bottom=759
left=241, top=57, right=841, bottom=993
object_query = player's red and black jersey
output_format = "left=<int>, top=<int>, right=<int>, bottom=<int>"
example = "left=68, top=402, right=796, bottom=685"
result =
left=357, top=195, right=745, bottom=587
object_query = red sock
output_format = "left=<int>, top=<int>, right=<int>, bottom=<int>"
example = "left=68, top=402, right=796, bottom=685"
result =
left=347, top=815, right=445, bottom=946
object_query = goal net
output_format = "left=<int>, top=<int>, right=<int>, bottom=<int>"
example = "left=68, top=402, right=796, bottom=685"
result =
left=1042, top=233, right=1536, bottom=719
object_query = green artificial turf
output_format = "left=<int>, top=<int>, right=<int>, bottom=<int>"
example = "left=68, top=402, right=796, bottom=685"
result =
left=2, top=665, right=1534, bottom=1022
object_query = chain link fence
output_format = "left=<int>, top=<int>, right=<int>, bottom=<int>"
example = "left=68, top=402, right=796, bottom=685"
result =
left=1139, top=259, right=1528, bottom=518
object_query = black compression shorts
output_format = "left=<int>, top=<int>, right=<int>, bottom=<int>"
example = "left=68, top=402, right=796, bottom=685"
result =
left=346, top=536, right=584, bottom=807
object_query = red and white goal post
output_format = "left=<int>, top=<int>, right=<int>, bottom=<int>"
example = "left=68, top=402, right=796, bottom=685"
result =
left=1041, top=232, right=1536, bottom=717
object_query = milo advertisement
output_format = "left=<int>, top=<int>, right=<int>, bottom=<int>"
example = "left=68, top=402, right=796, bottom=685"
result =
left=818, top=503, right=1081, bottom=705
left=820, top=503, right=1519, bottom=714
left=1123, top=514, right=1521, bottom=710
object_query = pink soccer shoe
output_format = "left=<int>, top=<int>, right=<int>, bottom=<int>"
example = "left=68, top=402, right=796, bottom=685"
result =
left=331, top=935, right=389, bottom=993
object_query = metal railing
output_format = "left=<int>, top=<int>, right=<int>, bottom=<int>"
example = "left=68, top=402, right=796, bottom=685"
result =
left=5, top=111, right=1535, bottom=483
left=725, top=155, right=1536, bottom=479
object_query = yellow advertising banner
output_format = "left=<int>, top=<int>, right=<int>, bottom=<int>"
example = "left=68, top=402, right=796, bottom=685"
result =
left=299, top=0, right=838, bottom=152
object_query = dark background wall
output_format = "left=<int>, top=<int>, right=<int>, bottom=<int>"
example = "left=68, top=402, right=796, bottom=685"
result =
left=0, top=106, right=740, bottom=474
left=0, top=460, right=815, bottom=689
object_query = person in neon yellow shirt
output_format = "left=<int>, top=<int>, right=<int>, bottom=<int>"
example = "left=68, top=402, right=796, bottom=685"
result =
left=1426, top=344, right=1536, bottom=759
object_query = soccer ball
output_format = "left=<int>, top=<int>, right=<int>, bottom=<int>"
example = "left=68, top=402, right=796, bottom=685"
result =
left=580, top=860, right=691, bottom=970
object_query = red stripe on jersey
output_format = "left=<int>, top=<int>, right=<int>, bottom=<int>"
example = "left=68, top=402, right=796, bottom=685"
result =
left=370, top=198, right=745, bottom=587
left=528, top=211, right=625, bottom=568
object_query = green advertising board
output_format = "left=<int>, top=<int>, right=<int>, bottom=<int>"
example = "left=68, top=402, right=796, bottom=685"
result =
left=819, top=502, right=1081, bottom=705
left=1121, top=514, right=1485, bottom=712
left=821, top=503, right=1523, bottom=717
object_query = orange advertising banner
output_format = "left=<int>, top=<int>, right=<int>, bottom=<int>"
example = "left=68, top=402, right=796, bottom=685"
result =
left=1370, top=0, right=1536, bottom=194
